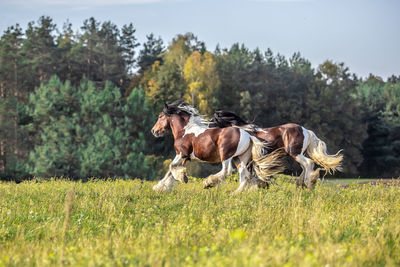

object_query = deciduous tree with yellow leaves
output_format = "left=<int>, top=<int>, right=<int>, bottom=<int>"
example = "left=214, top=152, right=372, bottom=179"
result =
left=183, top=51, right=220, bottom=115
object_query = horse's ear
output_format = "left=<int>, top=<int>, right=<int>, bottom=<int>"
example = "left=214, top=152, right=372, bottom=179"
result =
left=163, top=103, right=168, bottom=114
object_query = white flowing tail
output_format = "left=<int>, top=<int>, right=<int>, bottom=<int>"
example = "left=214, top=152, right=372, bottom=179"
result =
left=306, top=130, right=343, bottom=174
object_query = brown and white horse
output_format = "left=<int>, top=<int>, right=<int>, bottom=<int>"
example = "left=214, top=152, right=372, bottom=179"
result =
left=210, top=110, right=343, bottom=188
left=151, top=101, right=284, bottom=193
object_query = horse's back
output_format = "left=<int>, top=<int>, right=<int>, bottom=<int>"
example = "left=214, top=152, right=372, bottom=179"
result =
left=280, top=123, right=301, bottom=129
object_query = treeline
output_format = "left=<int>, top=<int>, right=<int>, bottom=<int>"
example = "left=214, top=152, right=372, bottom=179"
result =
left=0, top=16, right=399, bottom=181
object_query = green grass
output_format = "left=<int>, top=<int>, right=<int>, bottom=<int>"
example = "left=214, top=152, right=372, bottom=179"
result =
left=1, top=177, right=399, bottom=266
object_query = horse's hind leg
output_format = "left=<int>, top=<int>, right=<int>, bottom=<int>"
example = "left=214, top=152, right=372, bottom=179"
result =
left=294, top=154, right=314, bottom=188
left=232, top=147, right=268, bottom=194
left=297, top=163, right=306, bottom=188
left=232, top=147, right=253, bottom=194
left=283, top=127, right=310, bottom=188
left=288, top=128, right=320, bottom=189
left=203, top=159, right=232, bottom=189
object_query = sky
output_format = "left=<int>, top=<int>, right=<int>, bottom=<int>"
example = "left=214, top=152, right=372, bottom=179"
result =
left=0, top=0, right=399, bottom=79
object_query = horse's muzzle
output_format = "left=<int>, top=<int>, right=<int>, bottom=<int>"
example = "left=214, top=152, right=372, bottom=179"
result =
left=151, top=129, right=165, bottom=138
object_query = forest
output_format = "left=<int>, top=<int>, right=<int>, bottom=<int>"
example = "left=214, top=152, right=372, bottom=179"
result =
left=0, top=16, right=399, bottom=181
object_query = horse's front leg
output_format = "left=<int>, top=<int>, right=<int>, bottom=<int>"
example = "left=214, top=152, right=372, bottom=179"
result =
left=169, top=153, right=188, bottom=183
left=153, top=170, right=175, bottom=192
left=203, top=159, right=231, bottom=189
left=153, top=154, right=187, bottom=192
left=153, top=154, right=188, bottom=192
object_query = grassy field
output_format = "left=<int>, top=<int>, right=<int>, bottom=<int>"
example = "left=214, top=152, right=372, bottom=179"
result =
left=0, top=177, right=399, bottom=266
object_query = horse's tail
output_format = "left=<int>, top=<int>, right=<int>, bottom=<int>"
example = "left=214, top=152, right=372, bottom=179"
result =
left=250, top=136, right=286, bottom=181
left=305, top=129, right=343, bottom=174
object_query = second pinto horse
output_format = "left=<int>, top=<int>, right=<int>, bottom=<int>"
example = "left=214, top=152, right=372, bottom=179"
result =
left=210, top=110, right=343, bottom=188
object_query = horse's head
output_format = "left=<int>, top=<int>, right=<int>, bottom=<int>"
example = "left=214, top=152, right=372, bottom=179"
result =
left=152, top=101, right=201, bottom=138
left=151, top=104, right=170, bottom=137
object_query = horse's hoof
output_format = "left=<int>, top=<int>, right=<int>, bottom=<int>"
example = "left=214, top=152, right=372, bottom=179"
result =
left=203, top=181, right=213, bottom=189
left=183, top=173, right=188, bottom=183
left=306, top=182, right=317, bottom=190
left=203, top=178, right=217, bottom=189
left=296, top=180, right=306, bottom=188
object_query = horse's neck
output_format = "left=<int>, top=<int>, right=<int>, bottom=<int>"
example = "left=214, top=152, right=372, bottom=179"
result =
left=170, top=115, right=189, bottom=140
left=170, top=117, right=195, bottom=156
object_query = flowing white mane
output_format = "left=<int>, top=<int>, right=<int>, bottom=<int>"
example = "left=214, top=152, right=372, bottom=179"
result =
left=173, top=102, right=210, bottom=126
left=174, top=102, right=210, bottom=137
left=176, top=103, right=209, bottom=124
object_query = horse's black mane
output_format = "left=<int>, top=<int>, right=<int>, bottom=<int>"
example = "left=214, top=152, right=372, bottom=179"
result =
left=163, top=100, right=201, bottom=117
left=209, top=110, right=250, bottom=128
left=164, top=102, right=254, bottom=130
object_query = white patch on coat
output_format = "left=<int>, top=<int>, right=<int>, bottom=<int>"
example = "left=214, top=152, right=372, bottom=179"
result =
left=233, top=129, right=251, bottom=157
left=183, top=116, right=208, bottom=137
left=301, top=127, right=310, bottom=155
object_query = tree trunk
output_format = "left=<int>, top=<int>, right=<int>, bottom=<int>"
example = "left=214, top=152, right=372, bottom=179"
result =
left=0, top=82, right=6, bottom=173
left=87, top=39, right=92, bottom=79
left=13, top=58, right=19, bottom=157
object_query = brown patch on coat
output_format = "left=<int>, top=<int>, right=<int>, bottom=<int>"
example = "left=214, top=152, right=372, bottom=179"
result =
left=255, top=123, right=304, bottom=158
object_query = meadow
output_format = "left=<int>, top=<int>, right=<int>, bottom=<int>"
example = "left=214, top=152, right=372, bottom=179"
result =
left=0, top=177, right=399, bottom=266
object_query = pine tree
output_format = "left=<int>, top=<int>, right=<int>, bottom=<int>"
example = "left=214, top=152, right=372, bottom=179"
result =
left=356, top=77, right=400, bottom=177
left=21, top=16, right=58, bottom=91
left=78, top=79, right=125, bottom=178
left=57, top=20, right=79, bottom=85
left=137, top=33, right=164, bottom=74
left=29, top=76, right=159, bottom=179
left=0, top=24, right=25, bottom=179
left=28, top=76, right=80, bottom=178
left=214, top=44, right=254, bottom=115
left=98, top=21, right=125, bottom=86
left=79, top=17, right=102, bottom=82
left=120, top=23, right=140, bottom=75
left=126, top=33, right=163, bottom=96
left=122, top=88, right=163, bottom=179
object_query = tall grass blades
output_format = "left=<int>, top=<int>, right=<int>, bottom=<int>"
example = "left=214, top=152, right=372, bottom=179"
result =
left=0, top=178, right=399, bottom=266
